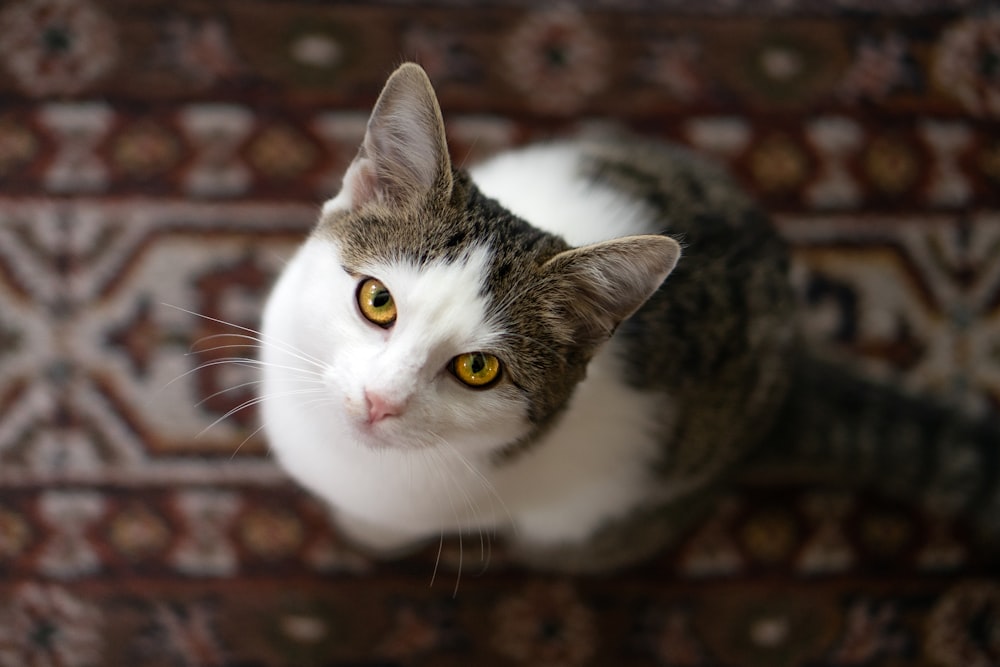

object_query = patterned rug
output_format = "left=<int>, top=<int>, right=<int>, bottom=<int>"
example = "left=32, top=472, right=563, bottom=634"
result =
left=1, top=1, right=999, bottom=665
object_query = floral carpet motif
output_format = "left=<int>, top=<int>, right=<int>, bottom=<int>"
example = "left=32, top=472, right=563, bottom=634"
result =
left=0, top=1, right=998, bottom=666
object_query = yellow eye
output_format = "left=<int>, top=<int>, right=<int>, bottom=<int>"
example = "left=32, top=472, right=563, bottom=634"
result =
left=357, top=278, right=397, bottom=327
left=452, top=352, right=501, bottom=388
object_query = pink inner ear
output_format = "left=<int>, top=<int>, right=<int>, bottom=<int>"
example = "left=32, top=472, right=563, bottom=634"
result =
left=348, top=158, right=380, bottom=209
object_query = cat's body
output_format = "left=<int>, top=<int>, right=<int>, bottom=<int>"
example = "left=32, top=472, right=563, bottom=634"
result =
left=260, top=64, right=999, bottom=572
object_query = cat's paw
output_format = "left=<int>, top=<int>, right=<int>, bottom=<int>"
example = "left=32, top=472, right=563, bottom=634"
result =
left=334, top=512, right=428, bottom=558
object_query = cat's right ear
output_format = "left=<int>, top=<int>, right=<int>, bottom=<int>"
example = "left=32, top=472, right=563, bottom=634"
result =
left=322, top=63, right=453, bottom=216
left=543, top=235, right=682, bottom=348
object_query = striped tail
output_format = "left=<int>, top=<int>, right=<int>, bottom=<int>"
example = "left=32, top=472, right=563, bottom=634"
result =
left=743, top=351, right=1000, bottom=547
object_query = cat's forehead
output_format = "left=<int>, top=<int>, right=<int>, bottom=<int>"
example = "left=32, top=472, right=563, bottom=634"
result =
left=318, top=177, right=567, bottom=280
left=368, top=244, right=499, bottom=348
left=318, top=201, right=480, bottom=271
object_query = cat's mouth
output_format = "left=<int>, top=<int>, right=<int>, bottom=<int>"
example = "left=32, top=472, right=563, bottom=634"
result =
left=350, top=416, right=420, bottom=452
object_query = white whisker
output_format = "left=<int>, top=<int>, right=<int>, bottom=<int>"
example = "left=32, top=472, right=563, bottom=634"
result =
left=418, top=445, right=468, bottom=597
left=226, top=390, right=334, bottom=461
left=190, top=332, right=326, bottom=373
left=229, top=422, right=268, bottom=460
left=433, top=439, right=503, bottom=575
left=430, top=531, right=445, bottom=590
left=418, top=433, right=513, bottom=588
left=162, top=302, right=328, bottom=369
left=165, top=357, right=325, bottom=392
left=196, top=387, right=325, bottom=439
left=435, top=435, right=516, bottom=538
left=196, top=381, right=265, bottom=414
left=187, top=355, right=324, bottom=378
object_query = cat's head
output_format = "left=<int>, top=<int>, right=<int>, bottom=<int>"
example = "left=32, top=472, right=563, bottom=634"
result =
left=296, top=63, right=680, bottom=456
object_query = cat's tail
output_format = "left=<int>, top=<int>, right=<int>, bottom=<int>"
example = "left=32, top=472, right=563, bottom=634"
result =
left=743, top=350, right=1000, bottom=546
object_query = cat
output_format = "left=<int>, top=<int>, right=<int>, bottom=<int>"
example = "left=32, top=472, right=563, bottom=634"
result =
left=259, top=62, right=1000, bottom=572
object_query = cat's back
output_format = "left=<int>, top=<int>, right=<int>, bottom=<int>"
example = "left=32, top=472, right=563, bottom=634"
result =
left=470, top=136, right=760, bottom=243
left=470, top=140, right=656, bottom=244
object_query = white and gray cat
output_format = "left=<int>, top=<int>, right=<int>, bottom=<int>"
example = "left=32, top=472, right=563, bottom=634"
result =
left=260, top=63, right=999, bottom=572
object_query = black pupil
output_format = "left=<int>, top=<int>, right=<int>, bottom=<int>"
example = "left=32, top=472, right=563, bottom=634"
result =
left=372, top=289, right=389, bottom=308
left=470, top=354, right=485, bottom=374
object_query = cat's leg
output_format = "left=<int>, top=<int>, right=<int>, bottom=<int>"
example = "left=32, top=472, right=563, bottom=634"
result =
left=334, top=511, right=430, bottom=557
left=509, top=490, right=719, bottom=573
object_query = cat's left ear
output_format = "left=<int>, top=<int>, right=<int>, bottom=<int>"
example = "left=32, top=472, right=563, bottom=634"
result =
left=543, top=235, right=681, bottom=347
left=324, top=63, right=452, bottom=214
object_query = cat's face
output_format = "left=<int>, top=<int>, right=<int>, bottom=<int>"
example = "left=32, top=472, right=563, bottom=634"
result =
left=294, top=232, right=544, bottom=455
left=307, top=172, right=609, bottom=456
left=291, top=243, right=521, bottom=453
left=279, top=63, right=680, bottom=457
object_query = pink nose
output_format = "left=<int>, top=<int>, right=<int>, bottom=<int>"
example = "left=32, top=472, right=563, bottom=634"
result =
left=365, top=391, right=403, bottom=424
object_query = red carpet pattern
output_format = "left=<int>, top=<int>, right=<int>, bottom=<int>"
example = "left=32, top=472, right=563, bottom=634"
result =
left=0, top=1, right=998, bottom=665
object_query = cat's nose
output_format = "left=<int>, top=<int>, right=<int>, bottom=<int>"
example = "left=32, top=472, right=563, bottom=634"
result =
left=365, top=390, right=404, bottom=424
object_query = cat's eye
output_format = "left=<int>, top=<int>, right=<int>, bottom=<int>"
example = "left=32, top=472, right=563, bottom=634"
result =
left=451, top=352, right=501, bottom=388
left=357, top=278, right=397, bottom=327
